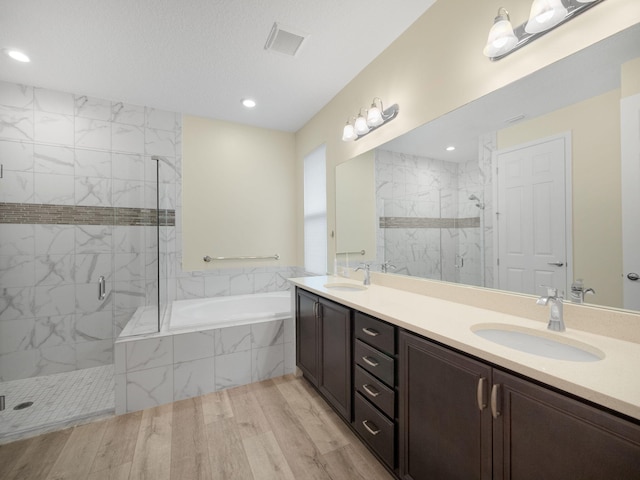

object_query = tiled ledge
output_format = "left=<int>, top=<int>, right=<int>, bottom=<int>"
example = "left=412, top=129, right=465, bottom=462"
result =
left=380, top=216, right=480, bottom=228
left=0, top=202, right=175, bottom=226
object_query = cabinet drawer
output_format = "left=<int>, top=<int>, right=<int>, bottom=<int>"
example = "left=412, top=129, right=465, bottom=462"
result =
left=355, top=365, right=395, bottom=419
left=355, top=312, right=395, bottom=355
left=355, top=339, right=395, bottom=387
left=354, top=392, right=395, bottom=468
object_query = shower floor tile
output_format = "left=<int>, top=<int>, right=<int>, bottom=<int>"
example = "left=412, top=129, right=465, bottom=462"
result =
left=0, top=364, right=114, bottom=443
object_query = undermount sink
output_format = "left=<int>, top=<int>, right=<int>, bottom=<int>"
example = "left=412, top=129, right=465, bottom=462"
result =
left=323, top=282, right=368, bottom=292
left=471, top=323, right=604, bottom=362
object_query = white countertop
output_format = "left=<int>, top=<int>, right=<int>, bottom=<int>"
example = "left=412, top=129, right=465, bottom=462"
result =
left=290, top=276, right=640, bottom=421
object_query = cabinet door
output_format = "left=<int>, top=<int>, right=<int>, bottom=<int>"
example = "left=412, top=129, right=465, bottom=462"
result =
left=318, top=298, right=352, bottom=421
left=399, top=331, right=493, bottom=480
left=493, top=369, right=640, bottom=480
left=296, top=289, right=319, bottom=385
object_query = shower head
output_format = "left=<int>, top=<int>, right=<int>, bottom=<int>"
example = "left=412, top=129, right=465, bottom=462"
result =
left=469, top=194, right=480, bottom=202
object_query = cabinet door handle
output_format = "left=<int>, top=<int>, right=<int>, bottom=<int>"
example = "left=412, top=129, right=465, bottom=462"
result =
left=476, top=377, right=487, bottom=411
left=313, top=301, right=320, bottom=319
left=362, top=327, right=380, bottom=337
left=362, top=420, right=381, bottom=436
left=362, top=356, right=379, bottom=367
left=491, top=384, right=501, bottom=419
left=362, top=384, right=380, bottom=398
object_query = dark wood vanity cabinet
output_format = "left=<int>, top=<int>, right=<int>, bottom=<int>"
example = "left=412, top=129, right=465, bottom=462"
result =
left=399, top=330, right=640, bottom=480
left=399, top=331, right=493, bottom=480
left=295, top=288, right=352, bottom=421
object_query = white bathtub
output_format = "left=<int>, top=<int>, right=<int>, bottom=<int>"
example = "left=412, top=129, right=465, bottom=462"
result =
left=168, top=291, right=292, bottom=332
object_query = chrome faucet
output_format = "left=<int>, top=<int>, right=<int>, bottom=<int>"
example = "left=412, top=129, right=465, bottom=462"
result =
left=355, top=263, right=371, bottom=285
left=381, top=260, right=396, bottom=273
left=536, top=286, right=565, bottom=332
left=570, top=279, right=595, bottom=304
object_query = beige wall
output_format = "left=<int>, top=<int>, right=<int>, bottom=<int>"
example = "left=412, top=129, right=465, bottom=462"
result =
left=182, top=115, right=296, bottom=270
left=622, top=57, right=640, bottom=97
left=294, top=0, right=640, bottom=269
left=335, top=150, right=376, bottom=264
left=497, top=90, right=623, bottom=308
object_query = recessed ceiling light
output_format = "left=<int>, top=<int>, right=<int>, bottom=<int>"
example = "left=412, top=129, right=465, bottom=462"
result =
left=242, top=98, right=256, bottom=108
left=4, top=49, right=30, bottom=63
left=446, top=146, right=456, bottom=151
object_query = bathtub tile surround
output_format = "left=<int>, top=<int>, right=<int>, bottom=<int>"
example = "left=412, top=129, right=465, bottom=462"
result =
left=0, top=79, right=180, bottom=382
left=114, top=315, right=294, bottom=413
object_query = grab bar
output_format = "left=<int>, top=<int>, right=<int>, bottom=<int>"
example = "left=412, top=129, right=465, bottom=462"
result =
left=203, top=254, right=280, bottom=262
left=336, top=250, right=366, bottom=256
left=98, top=276, right=106, bottom=300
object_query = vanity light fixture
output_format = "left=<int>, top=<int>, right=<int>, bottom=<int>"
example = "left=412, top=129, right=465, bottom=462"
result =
left=4, top=49, right=30, bottom=63
left=483, top=0, right=606, bottom=61
left=446, top=146, right=456, bottom=151
left=341, top=98, right=399, bottom=142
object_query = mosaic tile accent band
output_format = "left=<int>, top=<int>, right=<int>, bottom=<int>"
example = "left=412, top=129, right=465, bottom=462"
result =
left=0, top=202, right=175, bottom=226
left=380, top=216, right=480, bottom=229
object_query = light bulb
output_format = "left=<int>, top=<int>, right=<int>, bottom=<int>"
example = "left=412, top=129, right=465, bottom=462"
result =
left=342, top=123, right=356, bottom=142
left=354, top=115, right=370, bottom=135
left=5, top=49, right=30, bottom=63
left=367, top=105, right=384, bottom=127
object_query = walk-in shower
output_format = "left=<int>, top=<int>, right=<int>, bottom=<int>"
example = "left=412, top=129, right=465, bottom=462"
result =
left=0, top=82, right=176, bottom=442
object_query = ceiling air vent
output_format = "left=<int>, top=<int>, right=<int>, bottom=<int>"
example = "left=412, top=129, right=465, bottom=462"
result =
left=264, top=23, right=308, bottom=57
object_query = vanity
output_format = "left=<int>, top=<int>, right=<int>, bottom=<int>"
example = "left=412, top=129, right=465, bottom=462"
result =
left=290, top=275, right=640, bottom=480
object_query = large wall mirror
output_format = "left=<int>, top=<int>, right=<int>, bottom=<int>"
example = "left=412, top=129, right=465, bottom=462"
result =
left=336, top=23, right=640, bottom=313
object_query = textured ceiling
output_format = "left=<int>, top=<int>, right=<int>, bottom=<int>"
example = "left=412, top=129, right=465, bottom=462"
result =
left=0, top=0, right=436, bottom=132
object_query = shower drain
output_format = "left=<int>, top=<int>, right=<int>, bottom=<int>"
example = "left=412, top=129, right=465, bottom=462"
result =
left=14, top=401, right=34, bottom=410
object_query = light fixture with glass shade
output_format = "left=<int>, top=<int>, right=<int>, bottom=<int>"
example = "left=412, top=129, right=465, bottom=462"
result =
left=483, top=8, right=518, bottom=57
left=341, top=98, right=399, bottom=141
left=484, top=0, right=607, bottom=61
left=342, top=117, right=357, bottom=142
left=354, top=109, right=371, bottom=135
left=525, top=0, right=568, bottom=33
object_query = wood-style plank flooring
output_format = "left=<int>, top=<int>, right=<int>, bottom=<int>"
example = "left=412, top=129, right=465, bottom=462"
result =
left=0, top=374, right=394, bottom=480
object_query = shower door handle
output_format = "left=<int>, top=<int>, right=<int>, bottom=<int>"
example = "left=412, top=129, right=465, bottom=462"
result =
left=98, top=276, right=106, bottom=300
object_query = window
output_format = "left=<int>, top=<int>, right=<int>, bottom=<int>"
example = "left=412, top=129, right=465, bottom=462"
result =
left=303, top=145, right=327, bottom=274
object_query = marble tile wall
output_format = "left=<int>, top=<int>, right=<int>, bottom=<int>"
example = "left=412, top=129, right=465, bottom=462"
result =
left=114, top=315, right=296, bottom=413
left=374, top=146, right=494, bottom=286
left=1, top=79, right=307, bottom=384
left=0, top=80, right=180, bottom=381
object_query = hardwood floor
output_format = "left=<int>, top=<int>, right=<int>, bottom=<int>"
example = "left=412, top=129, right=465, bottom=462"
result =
left=0, top=375, right=394, bottom=480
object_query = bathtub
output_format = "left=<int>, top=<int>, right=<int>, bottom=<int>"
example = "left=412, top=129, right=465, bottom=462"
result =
left=116, top=290, right=295, bottom=414
left=168, top=291, right=291, bottom=331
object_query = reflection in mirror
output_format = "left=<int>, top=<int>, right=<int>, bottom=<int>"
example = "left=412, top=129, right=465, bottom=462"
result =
left=335, top=23, right=640, bottom=313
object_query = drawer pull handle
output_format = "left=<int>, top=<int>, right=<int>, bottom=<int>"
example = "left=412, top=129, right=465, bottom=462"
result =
left=362, top=356, right=379, bottom=367
left=362, top=420, right=380, bottom=436
left=491, top=384, right=501, bottom=419
left=362, top=384, right=380, bottom=398
left=362, top=327, right=380, bottom=337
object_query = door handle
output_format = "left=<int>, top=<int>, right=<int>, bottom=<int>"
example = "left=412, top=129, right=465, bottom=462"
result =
left=627, top=272, right=639, bottom=281
left=476, top=377, right=487, bottom=411
left=98, top=276, right=106, bottom=300
left=547, top=262, right=564, bottom=267
left=491, top=384, right=501, bottom=419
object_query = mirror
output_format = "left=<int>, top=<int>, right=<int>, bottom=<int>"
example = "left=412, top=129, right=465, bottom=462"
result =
left=335, top=23, right=640, bottom=312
